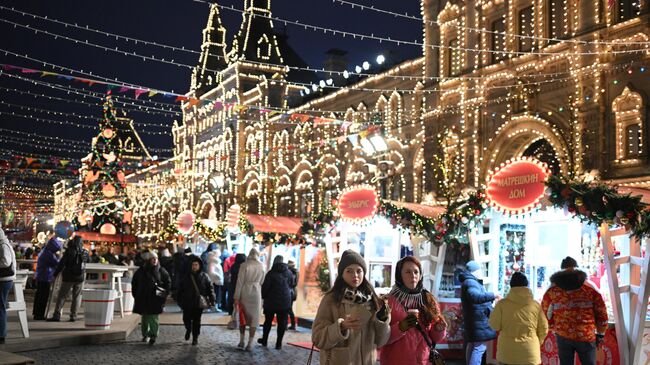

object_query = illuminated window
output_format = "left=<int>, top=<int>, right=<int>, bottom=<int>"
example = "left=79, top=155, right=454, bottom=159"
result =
left=448, top=38, right=461, bottom=76
left=619, top=1, right=641, bottom=22
left=518, top=6, right=534, bottom=52
left=548, top=0, right=567, bottom=40
left=491, top=18, right=506, bottom=63
left=613, top=87, right=644, bottom=160
left=626, top=124, right=642, bottom=157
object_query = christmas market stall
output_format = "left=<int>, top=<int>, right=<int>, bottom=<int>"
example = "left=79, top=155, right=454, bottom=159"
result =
left=441, top=157, right=650, bottom=365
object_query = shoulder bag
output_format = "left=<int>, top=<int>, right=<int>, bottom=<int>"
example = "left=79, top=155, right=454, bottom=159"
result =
left=190, top=274, right=210, bottom=309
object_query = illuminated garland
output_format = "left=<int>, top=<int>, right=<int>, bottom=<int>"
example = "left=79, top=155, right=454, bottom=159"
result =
left=297, top=195, right=488, bottom=247
left=380, top=192, right=488, bottom=246
left=545, top=175, right=650, bottom=239
left=158, top=221, right=226, bottom=243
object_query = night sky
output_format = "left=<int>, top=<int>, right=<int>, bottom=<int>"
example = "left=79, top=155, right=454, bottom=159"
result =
left=0, top=0, right=422, bottom=183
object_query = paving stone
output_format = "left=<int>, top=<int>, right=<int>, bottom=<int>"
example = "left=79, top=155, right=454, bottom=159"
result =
left=21, top=323, right=319, bottom=365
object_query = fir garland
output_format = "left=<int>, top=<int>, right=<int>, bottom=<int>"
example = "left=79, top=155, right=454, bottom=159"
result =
left=545, top=175, right=650, bottom=239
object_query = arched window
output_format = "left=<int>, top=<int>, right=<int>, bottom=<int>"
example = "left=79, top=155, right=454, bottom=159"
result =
left=613, top=87, right=644, bottom=160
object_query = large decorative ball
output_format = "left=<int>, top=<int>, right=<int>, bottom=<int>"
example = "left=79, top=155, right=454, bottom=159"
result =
left=54, top=221, right=74, bottom=239
left=102, top=128, right=114, bottom=139
left=177, top=211, right=195, bottom=235
left=102, top=184, right=116, bottom=198
left=100, top=223, right=117, bottom=235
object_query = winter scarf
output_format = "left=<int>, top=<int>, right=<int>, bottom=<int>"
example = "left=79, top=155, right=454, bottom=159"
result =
left=388, top=281, right=426, bottom=310
left=343, top=287, right=372, bottom=305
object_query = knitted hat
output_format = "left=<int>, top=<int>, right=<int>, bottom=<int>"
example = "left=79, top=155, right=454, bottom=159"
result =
left=141, top=251, right=158, bottom=261
left=510, top=272, right=529, bottom=287
left=466, top=260, right=480, bottom=273
left=273, top=255, right=284, bottom=265
left=560, top=256, right=578, bottom=269
left=338, top=249, right=366, bottom=277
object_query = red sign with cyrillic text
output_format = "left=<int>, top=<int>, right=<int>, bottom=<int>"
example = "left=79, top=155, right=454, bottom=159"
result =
left=338, top=185, right=379, bottom=223
left=486, top=158, right=549, bottom=214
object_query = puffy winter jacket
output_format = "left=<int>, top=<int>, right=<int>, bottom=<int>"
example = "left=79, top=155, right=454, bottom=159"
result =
left=177, top=260, right=215, bottom=311
left=36, top=237, right=62, bottom=283
left=458, top=269, right=497, bottom=342
left=541, top=269, right=608, bottom=342
left=0, top=228, right=16, bottom=282
left=379, top=295, right=447, bottom=365
left=206, top=251, right=224, bottom=286
left=262, top=262, right=293, bottom=312
left=489, top=287, right=548, bottom=365
left=132, top=263, right=171, bottom=315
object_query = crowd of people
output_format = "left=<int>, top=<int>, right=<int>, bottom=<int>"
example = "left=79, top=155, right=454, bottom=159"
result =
left=0, top=224, right=612, bottom=364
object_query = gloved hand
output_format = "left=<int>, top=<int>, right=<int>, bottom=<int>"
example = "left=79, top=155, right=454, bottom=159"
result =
left=376, top=301, right=390, bottom=322
left=596, top=333, right=605, bottom=347
left=398, top=314, right=418, bottom=332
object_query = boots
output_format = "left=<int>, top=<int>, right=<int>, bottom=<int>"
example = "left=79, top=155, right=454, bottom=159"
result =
left=245, top=337, right=255, bottom=351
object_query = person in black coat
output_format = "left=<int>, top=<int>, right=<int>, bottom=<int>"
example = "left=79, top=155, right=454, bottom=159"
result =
left=287, top=259, right=298, bottom=330
left=171, top=246, right=193, bottom=300
left=458, top=261, right=499, bottom=365
left=258, top=255, right=294, bottom=349
left=177, top=256, right=215, bottom=345
left=132, top=251, right=171, bottom=346
left=48, top=236, right=89, bottom=322
left=227, top=253, right=247, bottom=315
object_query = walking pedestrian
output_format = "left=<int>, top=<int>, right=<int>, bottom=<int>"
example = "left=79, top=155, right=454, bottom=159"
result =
left=33, top=235, right=62, bottom=320
left=541, top=257, right=608, bottom=365
left=489, top=272, right=548, bottom=365
left=234, top=248, right=265, bottom=351
left=0, top=227, right=16, bottom=344
left=171, top=246, right=193, bottom=301
left=132, top=251, right=171, bottom=346
left=287, top=259, right=298, bottom=330
left=206, top=248, right=224, bottom=312
left=47, top=236, right=89, bottom=322
left=312, top=250, right=391, bottom=365
left=228, top=253, right=246, bottom=316
left=380, top=256, right=447, bottom=365
left=459, top=260, right=499, bottom=365
left=220, top=248, right=232, bottom=312
left=177, top=256, right=215, bottom=345
left=258, top=255, right=293, bottom=349
left=200, top=243, right=216, bottom=271
left=158, top=246, right=173, bottom=278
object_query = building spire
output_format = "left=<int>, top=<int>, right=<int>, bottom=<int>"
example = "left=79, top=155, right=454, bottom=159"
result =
left=228, top=0, right=284, bottom=65
left=191, top=3, right=229, bottom=96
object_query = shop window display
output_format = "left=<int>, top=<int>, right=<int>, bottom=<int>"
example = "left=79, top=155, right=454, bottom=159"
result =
left=498, top=224, right=526, bottom=295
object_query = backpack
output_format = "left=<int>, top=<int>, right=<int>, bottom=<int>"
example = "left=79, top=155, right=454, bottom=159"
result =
left=0, top=242, right=15, bottom=278
left=67, top=249, right=86, bottom=277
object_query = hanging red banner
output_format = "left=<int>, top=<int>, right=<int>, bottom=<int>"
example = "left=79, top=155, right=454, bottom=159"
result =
left=338, top=184, right=379, bottom=223
left=485, top=157, right=550, bottom=215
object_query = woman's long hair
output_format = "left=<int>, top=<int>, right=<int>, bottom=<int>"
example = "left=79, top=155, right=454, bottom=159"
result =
left=395, top=256, right=442, bottom=329
left=327, top=275, right=382, bottom=311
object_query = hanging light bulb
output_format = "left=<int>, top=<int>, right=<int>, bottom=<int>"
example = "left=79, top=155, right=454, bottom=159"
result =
left=362, top=61, right=370, bottom=70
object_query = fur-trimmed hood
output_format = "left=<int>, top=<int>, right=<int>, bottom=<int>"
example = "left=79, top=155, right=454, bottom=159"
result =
left=550, top=269, right=587, bottom=291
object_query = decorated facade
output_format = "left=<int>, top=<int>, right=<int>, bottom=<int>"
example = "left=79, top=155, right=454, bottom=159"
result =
left=54, top=0, right=650, bottom=244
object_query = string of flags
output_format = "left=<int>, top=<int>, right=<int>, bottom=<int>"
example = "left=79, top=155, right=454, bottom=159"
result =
left=0, top=63, right=373, bottom=131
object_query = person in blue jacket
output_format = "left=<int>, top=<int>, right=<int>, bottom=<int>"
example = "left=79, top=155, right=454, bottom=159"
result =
left=33, top=236, right=62, bottom=320
left=458, top=261, right=499, bottom=365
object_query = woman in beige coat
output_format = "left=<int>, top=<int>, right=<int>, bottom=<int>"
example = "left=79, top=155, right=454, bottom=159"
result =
left=234, top=247, right=265, bottom=351
left=312, top=250, right=391, bottom=365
